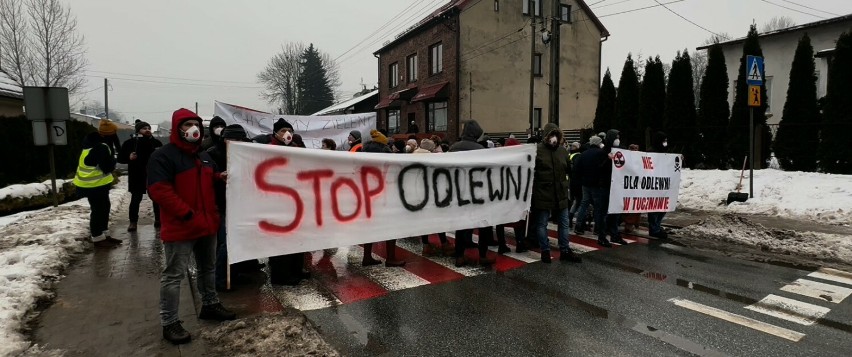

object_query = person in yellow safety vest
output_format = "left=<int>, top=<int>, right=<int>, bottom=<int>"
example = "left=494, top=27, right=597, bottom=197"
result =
left=73, top=119, right=121, bottom=248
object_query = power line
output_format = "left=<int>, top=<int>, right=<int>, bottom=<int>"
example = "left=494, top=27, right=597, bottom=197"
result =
left=82, top=75, right=263, bottom=89
left=758, top=0, right=826, bottom=19
left=652, top=0, right=719, bottom=36
left=779, top=0, right=842, bottom=17
left=587, top=0, right=607, bottom=7
left=591, top=0, right=638, bottom=9
left=85, top=70, right=257, bottom=85
left=330, top=0, right=421, bottom=62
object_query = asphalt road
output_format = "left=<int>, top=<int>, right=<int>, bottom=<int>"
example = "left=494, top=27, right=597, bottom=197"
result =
left=305, top=241, right=852, bottom=356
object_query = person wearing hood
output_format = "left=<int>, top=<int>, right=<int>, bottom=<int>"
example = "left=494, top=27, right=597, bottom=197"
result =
left=360, top=130, right=406, bottom=267
left=496, top=137, right=530, bottom=254
left=253, top=118, right=295, bottom=146
left=74, top=119, right=121, bottom=248
left=202, top=116, right=226, bottom=151
left=530, top=123, right=582, bottom=263
left=347, top=130, right=364, bottom=152
left=118, top=120, right=163, bottom=232
left=646, top=131, right=670, bottom=239
left=573, top=135, right=611, bottom=247
left=147, top=108, right=236, bottom=344
left=449, top=120, right=496, bottom=267
left=414, top=138, right=454, bottom=256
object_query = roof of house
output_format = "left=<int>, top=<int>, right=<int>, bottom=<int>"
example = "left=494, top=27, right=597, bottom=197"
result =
left=312, top=89, right=379, bottom=115
left=696, top=13, right=852, bottom=50
left=374, top=0, right=609, bottom=55
left=0, top=71, right=23, bottom=99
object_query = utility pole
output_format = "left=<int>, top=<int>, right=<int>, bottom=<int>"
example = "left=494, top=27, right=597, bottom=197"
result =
left=104, top=78, right=109, bottom=119
left=529, top=2, right=536, bottom=136
left=548, top=0, right=561, bottom=125
left=195, top=101, right=199, bottom=114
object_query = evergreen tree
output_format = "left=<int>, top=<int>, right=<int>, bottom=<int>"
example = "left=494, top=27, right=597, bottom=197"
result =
left=697, top=44, right=730, bottom=169
left=729, top=25, right=772, bottom=168
left=639, top=56, right=666, bottom=147
left=594, top=69, right=617, bottom=133
left=664, top=50, right=698, bottom=166
left=818, top=31, right=852, bottom=174
left=775, top=34, right=819, bottom=172
left=615, top=54, right=641, bottom=144
left=297, top=43, right=335, bottom=115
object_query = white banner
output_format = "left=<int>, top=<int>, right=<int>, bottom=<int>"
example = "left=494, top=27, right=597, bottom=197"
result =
left=226, top=142, right=537, bottom=263
left=607, top=149, right=682, bottom=214
left=213, top=101, right=376, bottom=149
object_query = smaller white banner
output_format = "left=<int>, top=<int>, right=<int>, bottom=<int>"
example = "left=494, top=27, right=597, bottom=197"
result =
left=608, top=150, right=682, bottom=214
left=213, top=101, right=376, bottom=149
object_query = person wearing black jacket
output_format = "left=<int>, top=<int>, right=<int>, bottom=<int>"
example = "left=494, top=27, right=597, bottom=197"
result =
left=201, top=116, right=226, bottom=151
left=73, top=120, right=121, bottom=248
left=600, top=129, right=628, bottom=246
left=647, top=131, right=669, bottom=238
left=117, top=121, right=163, bottom=232
left=573, top=134, right=614, bottom=247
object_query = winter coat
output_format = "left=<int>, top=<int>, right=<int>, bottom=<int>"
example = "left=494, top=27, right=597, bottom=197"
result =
left=576, top=146, right=607, bottom=188
left=117, top=135, right=162, bottom=194
left=569, top=151, right=583, bottom=199
left=147, top=109, right=221, bottom=242
left=449, top=120, right=485, bottom=152
left=201, top=116, right=226, bottom=151
left=363, top=141, right=392, bottom=153
left=412, top=148, right=432, bottom=154
left=649, top=131, right=668, bottom=153
left=75, top=132, right=117, bottom=194
left=206, top=142, right=228, bottom=214
left=531, top=123, right=571, bottom=210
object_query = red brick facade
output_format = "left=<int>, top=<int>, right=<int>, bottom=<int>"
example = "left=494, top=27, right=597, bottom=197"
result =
left=375, top=15, right=460, bottom=141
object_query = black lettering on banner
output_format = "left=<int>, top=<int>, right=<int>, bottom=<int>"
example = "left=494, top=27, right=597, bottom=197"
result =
left=523, top=166, right=532, bottom=202
left=487, top=167, right=504, bottom=201
left=454, top=168, right=471, bottom=206
left=468, top=167, right=486, bottom=204
left=432, top=168, right=453, bottom=207
left=397, top=164, right=429, bottom=212
left=506, top=166, right=520, bottom=200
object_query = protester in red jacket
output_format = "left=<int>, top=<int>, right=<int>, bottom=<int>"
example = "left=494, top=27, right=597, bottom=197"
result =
left=147, top=108, right=235, bottom=345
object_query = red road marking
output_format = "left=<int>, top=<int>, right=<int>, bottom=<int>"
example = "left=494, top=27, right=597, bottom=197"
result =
left=445, top=233, right=528, bottom=272
left=307, top=250, right=387, bottom=303
left=369, top=237, right=466, bottom=284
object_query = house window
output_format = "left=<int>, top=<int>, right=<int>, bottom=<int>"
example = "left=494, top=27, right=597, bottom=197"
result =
left=560, top=4, right=571, bottom=22
left=494, top=0, right=499, bottom=11
left=389, top=62, right=398, bottom=88
left=522, top=0, right=541, bottom=17
left=407, top=54, right=418, bottom=83
left=430, top=43, right=443, bottom=75
left=388, top=109, right=400, bottom=134
left=533, top=108, right=542, bottom=130
left=534, top=53, right=542, bottom=76
left=427, top=101, right=448, bottom=132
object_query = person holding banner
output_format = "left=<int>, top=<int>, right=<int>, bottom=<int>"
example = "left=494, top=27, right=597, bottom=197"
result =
left=646, top=132, right=670, bottom=239
left=573, top=135, right=611, bottom=247
left=360, top=129, right=406, bottom=267
left=601, top=130, right=629, bottom=246
left=531, top=123, right=582, bottom=263
left=147, top=109, right=235, bottom=345
left=496, top=137, right=529, bottom=254
left=413, top=138, right=454, bottom=256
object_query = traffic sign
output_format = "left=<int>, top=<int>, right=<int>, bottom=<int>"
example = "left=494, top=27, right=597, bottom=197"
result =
left=746, top=56, right=764, bottom=86
left=748, top=85, right=761, bottom=107
left=23, top=87, right=70, bottom=121
left=32, top=120, right=68, bottom=146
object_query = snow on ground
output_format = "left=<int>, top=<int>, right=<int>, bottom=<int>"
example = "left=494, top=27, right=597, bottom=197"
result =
left=678, top=169, right=852, bottom=226
left=201, top=312, right=339, bottom=356
left=0, top=179, right=70, bottom=201
left=0, top=181, right=128, bottom=357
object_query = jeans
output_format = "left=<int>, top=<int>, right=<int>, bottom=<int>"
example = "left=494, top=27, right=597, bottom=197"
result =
left=215, top=216, right=228, bottom=289
left=533, top=208, right=570, bottom=253
left=574, top=186, right=606, bottom=235
left=160, top=235, right=219, bottom=326
left=83, top=186, right=111, bottom=238
left=648, top=212, right=666, bottom=234
left=454, top=228, right=491, bottom=258
left=129, top=192, right=160, bottom=223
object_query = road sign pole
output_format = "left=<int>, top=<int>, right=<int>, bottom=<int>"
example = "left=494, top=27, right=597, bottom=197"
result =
left=749, top=108, right=754, bottom=199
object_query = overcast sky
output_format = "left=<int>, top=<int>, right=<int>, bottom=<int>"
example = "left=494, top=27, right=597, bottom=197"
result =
left=67, top=0, right=852, bottom=122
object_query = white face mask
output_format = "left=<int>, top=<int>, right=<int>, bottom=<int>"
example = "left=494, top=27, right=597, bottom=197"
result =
left=183, top=125, right=201, bottom=143
left=662, top=141, right=668, bottom=148
left=549, top=136, right=558, bottom=146
left=599, top=143, right=605, bottom=148
left=279, top=131, right=293, bottom=145
left=213, top=127, right=224, bottom=136
left=613, top=139, right=621, bottom=147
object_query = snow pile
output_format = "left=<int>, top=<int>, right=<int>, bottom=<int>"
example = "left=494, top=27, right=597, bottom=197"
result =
left=677, top=214, right=852, bottom=267
left=678, top=169, right=852, bottom=225
left=0, top=179, right=70, bottom=201
left=202, top=312, right=339, bottom=357
left=0, top=182, right=127, bottom=357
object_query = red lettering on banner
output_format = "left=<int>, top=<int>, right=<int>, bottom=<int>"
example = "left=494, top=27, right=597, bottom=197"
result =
left=623, top=198, right=631, bottom=211
left=331, top=178, right=363, bottom=222
left=297, top=170, right=334, bottom=226
left=642, top=156, right=655, bottom=170
left=255, top=158, right=304, bottom=234
left=360, top=166, right=385, bottom=218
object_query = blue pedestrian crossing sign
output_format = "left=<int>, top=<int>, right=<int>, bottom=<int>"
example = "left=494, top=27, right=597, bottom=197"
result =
left=746, top=56, right=764, bottom=86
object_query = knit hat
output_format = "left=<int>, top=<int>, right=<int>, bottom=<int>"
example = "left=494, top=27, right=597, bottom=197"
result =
left=273, top=118, right=293, bottom=133
left=98, top=119, right=117, bottom=136
left=349, top=130, right=362, bottom=142
left=419, top=139, right=436, bottom=152
left=589, top=136, right=603, bottom=147
left=406, top=139, right=418, bottom=148
left=134, top=121, right=150, bottom=133
left=221, top=124, right=249, bottom=141
left=370, top=129, right=388, bottom=145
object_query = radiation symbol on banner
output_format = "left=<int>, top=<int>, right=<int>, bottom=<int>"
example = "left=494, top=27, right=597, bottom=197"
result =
left=613, top=151, right=626, bottom=168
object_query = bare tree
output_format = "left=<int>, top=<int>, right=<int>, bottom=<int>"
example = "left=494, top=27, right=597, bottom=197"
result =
left=257, top=42, right=341, bottom=114
left=761, top=16, right=796, bottom=33
left=0, top=0, right=87, bottom=93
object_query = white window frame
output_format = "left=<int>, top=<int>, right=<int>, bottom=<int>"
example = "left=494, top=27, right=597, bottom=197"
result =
left=522, top=0, right=541, bottom=17
left=389, top=62, right=399, bottom=88
left=407, top=54, right=418, bottom=83
left=427, top=101, right=449, bottom=132
left=430, top=43, right=443, bottom=75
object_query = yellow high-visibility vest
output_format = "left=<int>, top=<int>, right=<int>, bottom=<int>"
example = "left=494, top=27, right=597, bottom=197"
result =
left=73, top=144, right=114, bottom=188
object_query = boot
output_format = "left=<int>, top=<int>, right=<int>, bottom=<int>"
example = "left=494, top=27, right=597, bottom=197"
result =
left=479, top=256, right=496, bottom=266
left=198, top=303, right=236, bottom=321
left=611, top=236, right=629, bottom=245
left=162, top=321, right=191, bottom=345
left=92, top=234, right=119, bottom=248
left=515, top=241, right=529, bottom=253
left=127, top=222, right=137, bottom=232
left=649, top=230, right=669, bottom=239
left=105, top=236, right=123, bottom=245
left=540, top=252, right=552, bottom=264
left=422, top=244, right=440, bottom=257
left=362, top=243, right=382, bottom=266
left=597, top=238, right=612, bottom=248
left=497, top=245, right=511, bottom=254
left=559, top=250, right=582, bottom=263
left=384, top=240, right=406, bottom=267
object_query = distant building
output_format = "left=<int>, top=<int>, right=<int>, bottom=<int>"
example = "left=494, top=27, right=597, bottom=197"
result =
left=697, top=14, right=852, bottom=125
left=0, top=71, right=24, bottom=117
left=374, top=0, right=609, bottom=140
left=313, top=89, right=379, bottom=116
